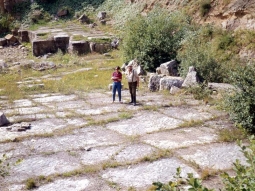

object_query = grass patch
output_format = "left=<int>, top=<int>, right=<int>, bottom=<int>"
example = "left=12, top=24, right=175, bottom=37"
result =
left=25, top=178, right=37, bottom=190
left=142, top=105, right=159, bottom=111
left=139, top=149, right=172, bottom=163
left=118, top=112, right=133, bottom=119
left=217, top=127, right=247, bottom=142
left=200, top=167, right=219, bottom=180
left=178, top=119, right=204, bottom=128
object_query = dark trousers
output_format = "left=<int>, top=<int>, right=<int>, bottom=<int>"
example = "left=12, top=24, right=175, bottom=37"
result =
left=128, top=81, right=137, bottom=103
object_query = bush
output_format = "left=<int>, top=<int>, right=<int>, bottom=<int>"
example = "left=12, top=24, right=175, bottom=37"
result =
left=200, top=0, right=211, bottom=17
left=0, top=14, right=14, bottom=35
left=122, top=8, right=189, bottom=71
left=224, top=63, right=255, bottom=132
left=177, top=27, right=225, bottom=83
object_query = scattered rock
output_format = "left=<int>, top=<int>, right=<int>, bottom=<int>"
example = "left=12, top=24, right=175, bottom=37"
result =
left=159, top=60, right=179, bottom=76
left=0, top=112, right=10, bottom=126
left=182, top=66, right=200, bottom=88
left=159, top=76, right=184, bottom=91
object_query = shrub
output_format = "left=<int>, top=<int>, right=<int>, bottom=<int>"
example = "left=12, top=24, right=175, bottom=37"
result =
left=122, top=8, right=189, bottom=71
left=177, top=27, right=225, bottom=83
left=0, top=14, right=14, bottom=35
left=224, top=63, right=255, bottom=132
left=200, top=0, right=211, bottom=17
left=217, top=33, right=235, bottom=50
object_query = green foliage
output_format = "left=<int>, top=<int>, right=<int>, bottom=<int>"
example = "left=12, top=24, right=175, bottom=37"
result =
left=224, top=63, right=255, bottom=132
left=0, top=154, right=9, bottom=177
left=152, top=167, right=213, bottom=191
left=217, top=33, right=235, bottom=50
left=0, top=14, right=14, bottom=34
left=200, top=0, right=211, bottom=17
left=177, top=26, right=225, bottom=83
left=122, top=8, right=189, bottom=71
left=186, top=83, right=212, bottom=100
left=221, top=136, right=255, bottom=191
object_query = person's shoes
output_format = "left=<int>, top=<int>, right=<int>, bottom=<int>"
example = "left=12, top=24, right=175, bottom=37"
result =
left=133, top=103, right=136, bottom=106
left=129, top=101, right=133, bottom=104
left=119, top=101, right=123, bottom=104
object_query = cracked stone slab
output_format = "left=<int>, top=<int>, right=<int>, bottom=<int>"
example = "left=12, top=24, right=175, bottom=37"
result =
left=28, top=118, right=69, bottom=133
left=75, top=105, right=126, bottom=115
left=160, top=107, right=214, bottom=121
left=105, top=111, right=183, bottom=136
left=80, top=145, right=123, bottom=165
left=175, top=143, right=247, bottom=170
left=114, top=144, right=158, bottom=163
left=8, top=113, right=55, bottom=123
left=32, top=94, right=77, bottom=103
left=46, top=100, right=89, bottom=110
left=4, top=106, right=47, bottom=115
left=141, top=127, right=218, bottom=150
left=21, top=126, right=127, bottom=153
left=102, top=158, right=198, bottom=189
left=19, top=176, right=114, bottom=191
left=12, top=99, right=33, bottom=107
left=9, top=153, right=81, bottom=183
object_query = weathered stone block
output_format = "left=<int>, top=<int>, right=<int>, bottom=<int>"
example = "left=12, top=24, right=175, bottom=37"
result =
left=148, top=74, right=164, bottom=92
left=69, top=40, right=90, bottom=55
left=0, top=38, right=7, bottom=46
left=18, top=30, right=30, bottom=42
left=32, top=39, right=57, bottom=57
left=54, top=35, right=69, bottom=53
left=159, top=76, right=184, bottom=91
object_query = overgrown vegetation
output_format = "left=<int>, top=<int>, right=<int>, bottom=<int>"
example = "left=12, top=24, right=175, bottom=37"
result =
left=224, top=63, right=255, bottom=133
left=122, top=9, right=190, bottom=71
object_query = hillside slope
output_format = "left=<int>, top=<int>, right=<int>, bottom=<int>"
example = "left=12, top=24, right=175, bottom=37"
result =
left=127, top=0, right=255, bottom=30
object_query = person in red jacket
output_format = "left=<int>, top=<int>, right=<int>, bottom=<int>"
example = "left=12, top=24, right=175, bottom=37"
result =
left=111, top=66, right=122, bottom=103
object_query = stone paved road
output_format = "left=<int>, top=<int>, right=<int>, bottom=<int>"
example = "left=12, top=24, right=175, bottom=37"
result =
left=0, top=89, right=246, bottom=191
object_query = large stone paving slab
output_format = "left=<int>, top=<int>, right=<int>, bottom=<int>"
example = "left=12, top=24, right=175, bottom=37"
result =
left=105, top=111, right=183, bottom=136
left=102, top=158, right=198, bottom=189
left=32, top=94, right=77, bottom=104
left=9, top=153, right=81, bottom=183
left=160, top=107, right=214, bottom=121
left=80, top=145, right=123, bottom=165
left=12, top=99, right=34, bottom=107
left=4, top=106, right=47, bottom=115
left=21, top=126, right=127, bottom=153
left=33, top=176, right=113, bottom=191
left=114, top=143, right=159, bottom=163
left=46, top=100, right=89, bottom=110
left=75, top=104, right=127, bottom=115
left=141, top=127, right=218, bottom=150
left=175, top=143, right=247, bottom=170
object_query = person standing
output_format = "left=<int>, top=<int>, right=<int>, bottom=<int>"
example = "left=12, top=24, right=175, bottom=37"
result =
left=111, top=66, right=122, bottom=103
left=126, top=62, right=139, bottom=106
